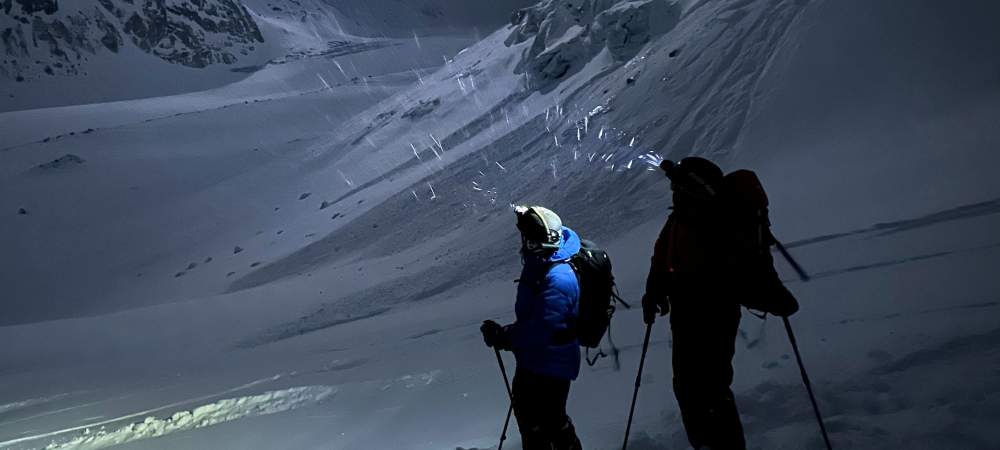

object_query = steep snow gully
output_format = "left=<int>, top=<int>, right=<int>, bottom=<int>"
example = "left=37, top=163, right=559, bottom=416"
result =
left=2, top=0, right=1000, bottom=449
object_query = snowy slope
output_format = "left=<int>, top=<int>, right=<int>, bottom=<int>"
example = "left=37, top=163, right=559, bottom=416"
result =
left=241, top=0, right=538, bottom=38
left=2, top=0, right=1000, bottom=449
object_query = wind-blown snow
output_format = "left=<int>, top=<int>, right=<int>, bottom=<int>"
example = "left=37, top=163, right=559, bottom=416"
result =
left=3, top=386, right=335, bottom=450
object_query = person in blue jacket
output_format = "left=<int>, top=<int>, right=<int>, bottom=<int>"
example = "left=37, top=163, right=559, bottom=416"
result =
left=481, top=205, right=584, bottom=450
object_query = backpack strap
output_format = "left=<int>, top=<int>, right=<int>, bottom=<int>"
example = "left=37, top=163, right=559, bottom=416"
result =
left=611, top=287, right=631, bottom=309
left=583, top=319, right=621, bottom=370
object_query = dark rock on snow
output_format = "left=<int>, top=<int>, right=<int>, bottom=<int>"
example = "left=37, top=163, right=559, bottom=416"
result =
left=35, top=153, right=85, bottom=170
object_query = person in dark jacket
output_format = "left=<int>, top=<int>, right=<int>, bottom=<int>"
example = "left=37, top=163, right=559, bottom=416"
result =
left=481, top=205, right=584, bottom=450
left=641, top=157, right=798, bottom=450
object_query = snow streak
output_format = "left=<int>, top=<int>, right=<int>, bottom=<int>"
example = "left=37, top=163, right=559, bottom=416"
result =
left=316, top=74, right=332, bottom=91
left=337, top=170, right=354, bottom=187
left=3, top=385, right=334, bottom=450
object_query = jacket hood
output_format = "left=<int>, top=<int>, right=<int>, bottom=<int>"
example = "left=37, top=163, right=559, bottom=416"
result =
left=547, top=226, right=581, bottom=262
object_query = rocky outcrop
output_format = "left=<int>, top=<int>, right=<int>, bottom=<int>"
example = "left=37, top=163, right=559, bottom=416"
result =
left=14, top=0, right=58, bottom=15
left=507, top=0, right=681, bottom=88
left=114, top=0, right=263, bottom=67
left=1, top=0, right=264, bottom=81
left=35, top=153, right=85, bottom=171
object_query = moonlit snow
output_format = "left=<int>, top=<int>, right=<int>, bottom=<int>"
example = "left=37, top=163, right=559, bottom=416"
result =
left=2, top=0, right=1000, bottom=449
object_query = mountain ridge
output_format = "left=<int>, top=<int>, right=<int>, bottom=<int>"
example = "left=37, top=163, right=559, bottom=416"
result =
left=1, top=0, right=264, bottom=83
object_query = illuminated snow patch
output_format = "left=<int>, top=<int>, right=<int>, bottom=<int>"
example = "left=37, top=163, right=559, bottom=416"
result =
left=38, top=386, right=335, bottom=450
left=0, top=393, right=72, bottom=415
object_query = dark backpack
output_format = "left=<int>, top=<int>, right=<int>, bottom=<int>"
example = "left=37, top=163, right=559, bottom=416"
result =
left=566, top=239, right=628, bottom=349
left=720, top=169, right=799, bottom=315
left=720, top=169, right=772, bottom=256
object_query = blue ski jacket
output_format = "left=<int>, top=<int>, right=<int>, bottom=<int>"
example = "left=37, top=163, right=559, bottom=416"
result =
left=507, top=227, right=581, bottom=380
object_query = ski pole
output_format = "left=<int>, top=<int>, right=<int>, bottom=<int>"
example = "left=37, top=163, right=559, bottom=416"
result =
left=622, top=323, right=653, bottom=450
left=773, top=238, right=810, bottom=282
left=783, top=317, right=832, bottom=450
left=495, top=348, right=513, bottom=398
left=498, top=402, right=513, bottom=450
left=494, top=348, right=514, bottom=450
left=773, top=237, right=832, bottom=449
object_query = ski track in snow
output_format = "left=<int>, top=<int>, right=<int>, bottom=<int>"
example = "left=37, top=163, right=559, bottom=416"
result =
left=785, top=197, right=1000, bottom=249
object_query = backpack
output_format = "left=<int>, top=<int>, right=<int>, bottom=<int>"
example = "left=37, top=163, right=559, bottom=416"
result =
left=720, top=169, right=772, bottom=257
left=566, top=239, right=629, bottom=353
left=720, top=170, right=800, bottom=315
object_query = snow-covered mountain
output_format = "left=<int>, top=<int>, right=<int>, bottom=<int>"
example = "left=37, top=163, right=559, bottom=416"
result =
left=0, top=0, right=273, bottom=111
left=1, top=0, right=999, bottom=449
left=0, top=0, right=537, bottom=111
left=0, top=0, right=264, bottom=77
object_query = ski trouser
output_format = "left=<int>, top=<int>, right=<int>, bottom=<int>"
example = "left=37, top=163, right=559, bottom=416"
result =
left=512, top=367, right=583, bottom=450
left=670, top=299, right=746, bottom=450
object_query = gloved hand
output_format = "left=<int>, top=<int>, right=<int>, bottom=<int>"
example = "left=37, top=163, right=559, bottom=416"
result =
left=641, top=294, right=669, bottom=325
left=481, top=320, right=511, bottom=350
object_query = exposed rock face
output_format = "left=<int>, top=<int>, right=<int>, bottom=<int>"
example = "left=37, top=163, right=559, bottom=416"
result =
left=15, top=0, right=58, bottom=15
left=1, top=0, right=264, bottom=81
left=507, top=0, right=681, bottom=88
left=115, top=0, right=263, bottom=67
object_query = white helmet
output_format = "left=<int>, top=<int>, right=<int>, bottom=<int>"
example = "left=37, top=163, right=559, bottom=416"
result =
left=514, top=205, right=563, bottom=252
